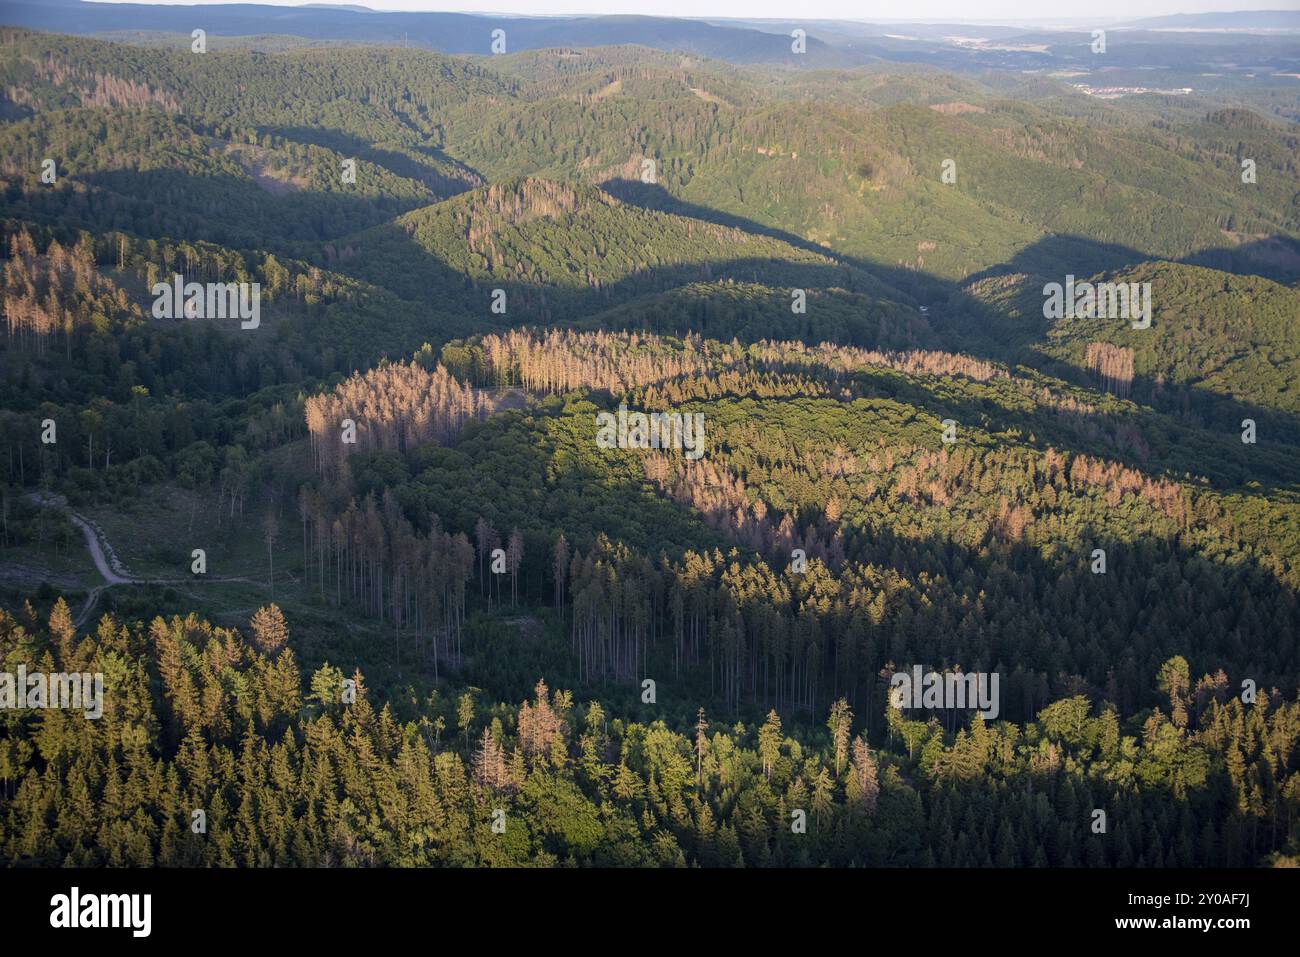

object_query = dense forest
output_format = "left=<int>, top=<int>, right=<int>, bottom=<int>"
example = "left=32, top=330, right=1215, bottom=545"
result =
left=2, top=597, right=1297, bottom=866
left=1, top=22, right=1299, bottom=869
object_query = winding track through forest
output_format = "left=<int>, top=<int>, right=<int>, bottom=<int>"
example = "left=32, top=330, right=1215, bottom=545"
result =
left=27, top=492, right=271, bottom=627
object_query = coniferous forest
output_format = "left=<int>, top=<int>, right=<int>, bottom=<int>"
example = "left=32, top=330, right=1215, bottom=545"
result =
left=1, top=3, right=1300, bottom=913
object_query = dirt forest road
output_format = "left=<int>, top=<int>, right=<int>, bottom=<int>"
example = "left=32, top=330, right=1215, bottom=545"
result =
left=25, top=492, right=273, bottom=628
left=67, top=509, right=132, bottom=585
left=28, top=491, right=142, bottom=626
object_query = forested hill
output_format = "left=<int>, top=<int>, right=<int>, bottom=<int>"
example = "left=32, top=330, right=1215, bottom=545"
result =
left=329, top=176, right=896, bottom=318
left=0, top=3, right=858, bottom=66
left=1037, top=263, right=1300, bottom=416
left=2, top=29, right=1297, bottom=287
left=1, top=22, right=1300, bottom=869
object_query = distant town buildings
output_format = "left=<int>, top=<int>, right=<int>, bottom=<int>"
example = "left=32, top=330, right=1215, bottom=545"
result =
left=1071, top=83, right=1194, bottom=99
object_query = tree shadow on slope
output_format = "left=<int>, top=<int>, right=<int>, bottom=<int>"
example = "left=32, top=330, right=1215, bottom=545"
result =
left=30, top=166, right=1300, bottom=500
left=326, top=213, right=892, bottom=324
left=321, top=196, right=1300, bottom=502
left=263, top=125, right=485, bottom=199
left=794, top=361, right=1300, bottom=498
left=50, top=168, right=429, bottom=247
left=366, top=404, right=1300, bottom=722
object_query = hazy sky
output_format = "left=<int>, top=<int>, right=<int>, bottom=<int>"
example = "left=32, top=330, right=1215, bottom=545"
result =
left=89, top=0, right=1289, bottom=24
